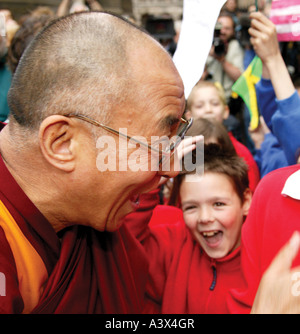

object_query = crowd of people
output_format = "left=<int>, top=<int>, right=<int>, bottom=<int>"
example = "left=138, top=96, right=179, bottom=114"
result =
left=0, top=0, right=300, bottom=314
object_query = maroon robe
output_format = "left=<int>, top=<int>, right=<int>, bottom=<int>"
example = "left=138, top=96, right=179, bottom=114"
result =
left=0, top=142, right=149, bottom=313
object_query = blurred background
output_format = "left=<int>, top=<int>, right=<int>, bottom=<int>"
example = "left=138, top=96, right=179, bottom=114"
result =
left=0, top=0, right=264, bottom=24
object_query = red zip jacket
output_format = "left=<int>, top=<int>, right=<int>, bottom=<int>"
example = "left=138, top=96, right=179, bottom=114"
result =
left=127, top=203, right=243, bottom=314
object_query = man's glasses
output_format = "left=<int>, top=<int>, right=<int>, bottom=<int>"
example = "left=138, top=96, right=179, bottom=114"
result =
left=66, top=113, right=193, bottom=169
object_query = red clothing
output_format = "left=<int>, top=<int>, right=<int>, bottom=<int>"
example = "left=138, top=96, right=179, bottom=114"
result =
left=0, top=152, right=149, bottom=314
left=131, top=204, right=243, bottom=314
left=228, top=165, right=300, bottom=314
left=229, top=132, right=260, bottom=193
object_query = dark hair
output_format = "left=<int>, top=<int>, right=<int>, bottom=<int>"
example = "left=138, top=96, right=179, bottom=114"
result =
left=186, top=118, right=236, bottom=155
left=168, top=143, right=249, bottom=207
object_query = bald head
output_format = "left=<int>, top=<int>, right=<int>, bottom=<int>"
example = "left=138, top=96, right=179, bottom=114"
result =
left=8, top=11, right=169, bottom=130
left=0, top=11, right=185, bottom=233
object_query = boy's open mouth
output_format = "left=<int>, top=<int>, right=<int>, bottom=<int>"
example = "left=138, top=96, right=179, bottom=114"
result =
left=201, top=230, right=223, bottom=245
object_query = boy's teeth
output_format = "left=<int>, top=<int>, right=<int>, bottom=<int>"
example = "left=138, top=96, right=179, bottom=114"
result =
left=203, top=231, right=218, bottom=237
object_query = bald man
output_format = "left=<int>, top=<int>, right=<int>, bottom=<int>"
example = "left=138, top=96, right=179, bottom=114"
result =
left=1, top=9, right=295, bottom=315
left=0, top=11, right=188, bottom=313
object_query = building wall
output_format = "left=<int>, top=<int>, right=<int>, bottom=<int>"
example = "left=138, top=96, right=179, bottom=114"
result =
left=0, top=0, right=60, bottom=19
left=132, top=0, right=183, bottom=23
left=0, top=0, right=132, bottom=20
left=0, top=0, right=267, bottom=23
left=0, top=0, right=183, bottom=22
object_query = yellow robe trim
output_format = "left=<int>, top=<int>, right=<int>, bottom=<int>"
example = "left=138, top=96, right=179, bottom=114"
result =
left=0, top=200, right=48, bottom=313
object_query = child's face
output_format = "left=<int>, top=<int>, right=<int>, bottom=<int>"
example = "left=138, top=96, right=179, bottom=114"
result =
left=188, top=86, right=229, bottom=123
left=180, top=173, right=251, bottom=259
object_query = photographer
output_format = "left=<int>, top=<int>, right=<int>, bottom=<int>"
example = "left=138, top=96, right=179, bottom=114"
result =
left=205, top=12, right=244, bottom=102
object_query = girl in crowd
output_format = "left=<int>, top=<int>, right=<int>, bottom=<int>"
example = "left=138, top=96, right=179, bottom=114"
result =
left=185, top=80, right=260, bottom=192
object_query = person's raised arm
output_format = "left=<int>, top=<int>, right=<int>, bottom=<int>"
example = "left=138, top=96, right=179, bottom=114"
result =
left=249, top=11, right=300, bottom=164
left=221, top=56, right=243, bottom=82
left=85, top=0, right=103, bottom=11
left=56, top=0, right=72, bottom=17
left=249, top=11, right=295, bottom=100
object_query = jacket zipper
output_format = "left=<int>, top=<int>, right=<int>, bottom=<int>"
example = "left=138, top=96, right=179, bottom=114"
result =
left=209, top=265, right=217, bottom=291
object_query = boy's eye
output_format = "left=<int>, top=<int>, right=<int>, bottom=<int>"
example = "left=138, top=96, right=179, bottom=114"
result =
left=214, top=202, right=225, bottom=207
left=182, top=205, right=196, bottom=212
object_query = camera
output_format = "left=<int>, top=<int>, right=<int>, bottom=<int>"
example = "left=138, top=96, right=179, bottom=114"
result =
left=213, top=22, right=226, bottom=57
left=236, top=14, right=251, bottom=49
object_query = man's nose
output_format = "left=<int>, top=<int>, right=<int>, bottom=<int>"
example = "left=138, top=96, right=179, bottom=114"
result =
left=158, top=155, right=181, bottom=179
left=159, top=170, right=179, bottom=179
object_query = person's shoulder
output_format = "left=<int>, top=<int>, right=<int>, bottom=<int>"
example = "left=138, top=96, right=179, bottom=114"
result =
left=229, top=38, right=239, bottom=45
left=228, top=38, right=243, bottom=50
left=150, top=205, right=187, bottom=237
left=262, top=164, right=299, bottom=180
left=256, top=165, right=300, bottom=193
left=150, top=205, right=184, bottom=227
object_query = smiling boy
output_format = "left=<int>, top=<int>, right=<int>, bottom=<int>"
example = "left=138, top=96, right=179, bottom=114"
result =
left=130, top=144, right=252, bottom=313
left=181, top=168, right=251, bottom=260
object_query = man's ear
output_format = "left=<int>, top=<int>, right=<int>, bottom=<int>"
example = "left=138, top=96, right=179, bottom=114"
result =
left=39, top=115, right=77, bottom=172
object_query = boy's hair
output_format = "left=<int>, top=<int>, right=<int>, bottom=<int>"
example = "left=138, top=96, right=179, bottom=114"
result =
left=168, top=143, right=249, bottom=207
left=186, top=81, right=227, bottom=111
left=186, top=118, right=236, bottom=155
